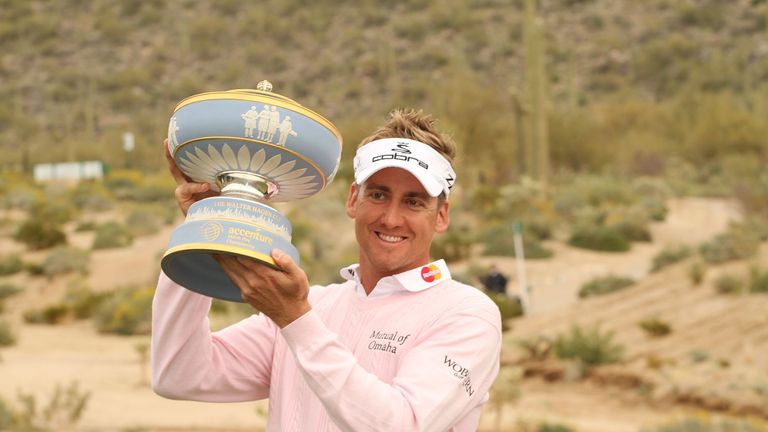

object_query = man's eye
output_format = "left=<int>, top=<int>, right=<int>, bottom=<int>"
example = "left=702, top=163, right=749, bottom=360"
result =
left=405, top=198, right=425, bottom=207
left=370, top=191, right=386, bottom=200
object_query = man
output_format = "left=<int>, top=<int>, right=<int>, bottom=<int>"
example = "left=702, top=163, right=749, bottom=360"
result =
left=152, top=108, right=502, bottom=431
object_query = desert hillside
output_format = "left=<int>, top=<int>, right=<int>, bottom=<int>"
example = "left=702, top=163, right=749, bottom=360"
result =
left=1, top=196, right=764, bottom=431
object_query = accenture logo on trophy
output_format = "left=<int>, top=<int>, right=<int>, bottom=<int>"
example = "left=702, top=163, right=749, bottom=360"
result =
left=421, top=264, right=442, bottom=283
left=200, top=222, right=223, bottom=242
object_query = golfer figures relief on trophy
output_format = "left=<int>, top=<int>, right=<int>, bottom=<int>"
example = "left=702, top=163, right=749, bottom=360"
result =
left=161, top=80, right=342, bottom=302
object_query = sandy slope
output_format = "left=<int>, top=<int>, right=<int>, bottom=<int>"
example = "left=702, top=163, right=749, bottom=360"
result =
left=0, top=197, right=755, bottom=431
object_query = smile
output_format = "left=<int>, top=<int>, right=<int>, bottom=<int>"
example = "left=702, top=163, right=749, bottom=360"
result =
left=376, top=232, right=406, bottom=243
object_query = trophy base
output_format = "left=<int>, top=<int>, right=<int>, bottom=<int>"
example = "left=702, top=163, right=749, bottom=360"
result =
left=161, top=197, right=300, bottom=302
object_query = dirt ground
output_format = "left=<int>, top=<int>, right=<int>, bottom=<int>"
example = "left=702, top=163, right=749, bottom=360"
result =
left=0, top=197, right=754, bottom=431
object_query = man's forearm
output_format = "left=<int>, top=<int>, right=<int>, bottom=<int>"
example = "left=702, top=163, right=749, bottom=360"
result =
left=151, top=272, right=272, bottom=401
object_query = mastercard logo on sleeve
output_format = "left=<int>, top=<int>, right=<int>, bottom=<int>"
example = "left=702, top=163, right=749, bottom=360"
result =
left=420, top=264, right=442, bottom=283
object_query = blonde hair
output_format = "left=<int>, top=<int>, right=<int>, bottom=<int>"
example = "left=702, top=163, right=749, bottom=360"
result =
left=358, top=108, right=457, bottom=164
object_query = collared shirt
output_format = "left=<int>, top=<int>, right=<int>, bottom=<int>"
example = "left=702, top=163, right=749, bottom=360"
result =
left=339, top=259, right=452, bottom=299
left=153, top=259, right=501, bottom=432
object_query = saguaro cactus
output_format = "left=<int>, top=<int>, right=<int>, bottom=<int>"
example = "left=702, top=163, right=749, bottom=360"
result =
left=523, top=0, right=550, bottom=186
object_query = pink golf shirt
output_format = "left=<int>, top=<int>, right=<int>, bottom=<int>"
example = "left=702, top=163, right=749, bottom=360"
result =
left=152, top=259, right=502, bottom=431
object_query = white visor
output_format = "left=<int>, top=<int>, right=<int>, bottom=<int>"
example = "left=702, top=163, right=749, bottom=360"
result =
left=353, top=138, right=456, bottom=197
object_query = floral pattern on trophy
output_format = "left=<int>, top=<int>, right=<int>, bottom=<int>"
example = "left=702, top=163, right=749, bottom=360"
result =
left=176, top=143, right=320, bottom=202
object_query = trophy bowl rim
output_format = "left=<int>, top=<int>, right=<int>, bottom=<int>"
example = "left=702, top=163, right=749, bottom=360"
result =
left=173, top=89, right=342, bottom=143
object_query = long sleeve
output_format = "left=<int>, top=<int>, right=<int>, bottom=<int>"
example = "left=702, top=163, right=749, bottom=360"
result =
left=151, top=272, right=275, bottom=402
left=280, top=304, right=501, bottom=431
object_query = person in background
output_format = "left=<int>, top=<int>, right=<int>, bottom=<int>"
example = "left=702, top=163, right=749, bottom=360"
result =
left=152, top=108, right=502, bottom=431
left=480, top=264, right=509, bottom=296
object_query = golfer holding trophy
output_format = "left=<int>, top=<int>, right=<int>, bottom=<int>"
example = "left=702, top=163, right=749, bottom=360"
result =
left=160, top=80, right=342, bottom=302
left=152, top=81, right=501, bottom=431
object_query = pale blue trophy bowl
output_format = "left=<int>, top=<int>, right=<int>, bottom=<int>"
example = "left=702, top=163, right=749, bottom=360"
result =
left=161, top=81, right=342, bottom=302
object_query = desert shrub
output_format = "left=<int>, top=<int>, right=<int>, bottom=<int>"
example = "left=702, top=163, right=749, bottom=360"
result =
left=431, top=225, right=474, bottom=262
left=0, top=397, right=13, bottom=430
left=25, top=262, right=44, bottom=276
left=639, top=318, right=672, bottom=337
left=553, top=324, right=624, bottom=366
left=484, top=292, right=524, bottom=331
left=111, top=174, right=175, bottom=203
left=645, top=354, right=668, bottom=370
left=126, top=207, right=163, bottom=237
left=651, top=245, right=692, bottom=272
left=609, top=207, right=652, bottom=242
left=742, top=217, right=768, bottom=242
left=69, top=181, right=114, bottom=212
left=23, top=304, right=69, bottom=325
left=750, top=266, right=768, bottom=293
left=14, top=216, right=67, bottom=250
left=0, top=283, right=21, bottom=301
left=689, top=349, right=710, bottom=363
left=755, top=383, right=768, bottom=398
left=699, top=223, right=760, bottom=264
left=65, top=284, right=110, bottom=319
left=3, top=184, right=42, bottom=210
left=553, top=175, right=633, bottom=218
left=688, top=261, right=706, bottom=285
left=31, top=199, right=76, bottom=225
left=42, top=246, right=89, bottom=277
left=516, top=335, right=552, bottom=361
left=539, top=424, right=576, bottom=432
left=95, top=286, right=154, bottom=335
left=481, top=223, right=553, bottom=259
left=523, top=217, right=554, bottom=241
left=483, top=183, right=553, bottom=229
left=488, top=367, right=523, bottom=430
left=613, top=219, right=652, bottom=242
left=21, top=282, right=107, bottom=324
left=74, top=221, right=99, bottom=232
left=569, top=224, right=630, bottom=252
left=644, top=417, right=767, bottom=432
left=632, top=178, right=671, bottom=221
left=124, top=183, right=174, bottom=202
left=714, top=273, right=744, bottom=294
left=578, top=275, right=635, bottom=298
left=0, top=216, right=16, bottom=237
left=640, top=196, right=668, bottom=222
left=92, top=221, right=133, bottom=249
left=0, top=319, right=16, bottom=346
left=14, top=381, right=90, bottom=431
left=104, top=169, right=143, bottom=190
left=452, top=264, right=490, bottom=288
left=0, top=254, right=23, bottom=276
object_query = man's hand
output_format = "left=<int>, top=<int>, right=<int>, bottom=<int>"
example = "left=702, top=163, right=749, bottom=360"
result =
left=164, top=138, right=218, bottom=215
left=214, top=249, right=311, bottom=328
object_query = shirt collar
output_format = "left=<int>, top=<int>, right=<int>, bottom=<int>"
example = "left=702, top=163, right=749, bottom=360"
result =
left=340, top=259, right=452, bottom=299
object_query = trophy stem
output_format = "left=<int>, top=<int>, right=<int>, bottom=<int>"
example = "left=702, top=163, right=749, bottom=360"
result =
left=216, top=171, right=278, bottom=201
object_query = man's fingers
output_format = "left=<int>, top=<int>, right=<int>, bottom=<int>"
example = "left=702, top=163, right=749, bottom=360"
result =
left=271, top=249, right=298, bottom=275
left=164, top=138, right=191, bottom=184
left=175, top=182, right=210, bottom=200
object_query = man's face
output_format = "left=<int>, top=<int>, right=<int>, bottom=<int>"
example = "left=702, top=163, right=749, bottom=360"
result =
left=345, top=167, right=449, bottom=279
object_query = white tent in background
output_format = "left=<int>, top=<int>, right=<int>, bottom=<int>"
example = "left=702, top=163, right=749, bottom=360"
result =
left=33, top=161, right=105, bottom=183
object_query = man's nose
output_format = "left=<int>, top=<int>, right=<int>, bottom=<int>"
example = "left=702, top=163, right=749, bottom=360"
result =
left=380, top=201, right=404, bottom=227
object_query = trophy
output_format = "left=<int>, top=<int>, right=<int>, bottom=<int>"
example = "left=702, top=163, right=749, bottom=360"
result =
left=161, top=81, right=342, bottom=302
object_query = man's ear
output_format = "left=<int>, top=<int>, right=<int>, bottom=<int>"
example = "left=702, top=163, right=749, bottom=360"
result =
left=345, top=183, right=359, bottom=219
left=435, top=200, right=450, bottom=234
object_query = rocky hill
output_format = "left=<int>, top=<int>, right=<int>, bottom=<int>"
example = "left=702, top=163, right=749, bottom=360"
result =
left=1, top=0, right=766, bottom=184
